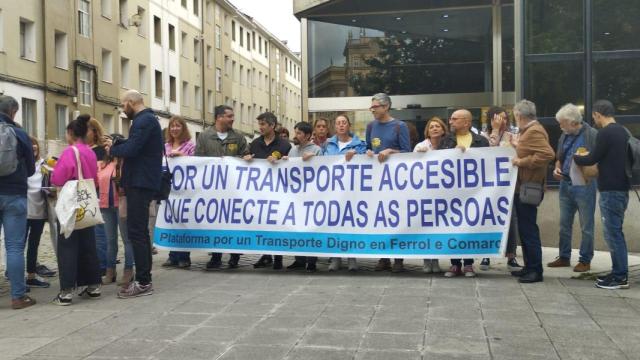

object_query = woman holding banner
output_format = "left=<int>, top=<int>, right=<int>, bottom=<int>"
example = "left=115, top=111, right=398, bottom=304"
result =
left=479, top=107, right=523, bottom=272
left=413, top=116, right=448, bottom=273
left=323, top=114, right=367, bottom=271
left=162, top=116, right=195, bottom=269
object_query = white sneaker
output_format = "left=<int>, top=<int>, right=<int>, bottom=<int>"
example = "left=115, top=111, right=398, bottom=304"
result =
left=423, top=259, right=433, bottom=273
left=431, top=260, right=441, bottom=273
left=347, top=258, right=357, bottom=272
left=328, top=258, right=341, bottom=271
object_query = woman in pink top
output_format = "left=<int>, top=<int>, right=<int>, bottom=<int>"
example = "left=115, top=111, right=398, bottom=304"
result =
left=162, top=116, right=195, bottom=268
left=50, top=115, right=102, bottom=306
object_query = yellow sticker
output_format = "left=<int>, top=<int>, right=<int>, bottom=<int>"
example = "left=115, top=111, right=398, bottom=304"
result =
left=227, top=143, right=238, bottom=154
left=372, top=138, right=381, bottom=148
left=272, top=151, right=282, bottom=159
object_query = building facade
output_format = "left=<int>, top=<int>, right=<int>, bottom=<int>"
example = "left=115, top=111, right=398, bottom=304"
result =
left=0, top=0, right=301, bottom=156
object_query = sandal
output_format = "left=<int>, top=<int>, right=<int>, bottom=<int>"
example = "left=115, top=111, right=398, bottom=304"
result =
left=11, top=295, right=36, bottom=310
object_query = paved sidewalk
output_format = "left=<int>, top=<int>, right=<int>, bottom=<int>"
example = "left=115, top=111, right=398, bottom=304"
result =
left=1, top=249, right=640, bottom=360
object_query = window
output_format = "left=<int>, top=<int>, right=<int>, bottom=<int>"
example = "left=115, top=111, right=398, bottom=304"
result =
left=120, top=57, right=129, bottom=88
left=169, top=76, right=176, bottom=102
left=252, top=31, right=256, bottom=49
left=139, top=64, right=147, bottom=93
left=194, top=38, right=200, bottom=63
left=78, top=0, right=91, bottom=37
left=215, top=25, right=221, bottom=49
left=101, top=0, right=112, bottom=18
left=246, top=68, right=251, bottom=87
left=153, top=16, right=161, bottom=44
left=118, top=0, right=127, bottom=27
left=102, top=114, right=113, bottom=133
left=79, top=68, right=92, bottom=105
left=192, top=0, right=198, bottom=16
left=224, top=56, right=229, bottom=76
left=21, top=99, right=36, bottom=136
left=240, top=65, right=244, bottom=85
left=55, top=105, right=68, bottom=139
left=240, top=103, right=244, bottom=123
left=136, top=7, right=146, bottom=37
left=168, top=24, right=175, bottom=50
left=264, top=41, right=268, bottom=58
left=240, top=27, right=243, bottom=47
left=207, top=45, right=212, bottom=68
left=206, top=1, right=213, bottom=24
left=181, top=0, right=187, bottom=8
left=246, top=32, right=250, bottom=51
left=232, top=60, right=236, bottom=81
left=258, top=36, right=262, bottom=54
left=182, top=81, right=189, bottom=105
left=0, top=10, right=3, bottom=51
left=154, top=70, right=162, bottom=98
left=195, top=86, right=201, bottom=110
left=231, top=21, right=235, bottom=41
left=19, top=19, right=35, bottom=61
left=258, top=71, right=262, bottom=89
left=216, top=68, right=222, bottom=92
left=102, top=49, right=113, bottom=82
left=54, top=31, right=68, bottom=69
left=207, top=90, right=214, bottom=113
left=121, top=118, right=131, bottom=137
left=181, top=32, right=188, bottom=57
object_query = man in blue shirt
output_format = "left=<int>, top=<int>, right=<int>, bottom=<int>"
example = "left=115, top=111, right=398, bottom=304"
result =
left=0, top=95, right=36, bottom=309
left=365, top=93, right=411, bottom=272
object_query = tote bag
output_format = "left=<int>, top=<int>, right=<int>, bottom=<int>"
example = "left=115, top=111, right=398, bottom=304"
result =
left=55, top=146, right=104, bottom=238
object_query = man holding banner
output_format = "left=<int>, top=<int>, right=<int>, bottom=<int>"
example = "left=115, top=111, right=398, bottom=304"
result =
left=365, top=93, right=412, bottom=272
left=197, top=105, right=250, bottom=270
left=245, top=112, right=292, bottom=270
left=283, top=121, right=323, bottom=272
left=440, top=109, right=490, bottom=278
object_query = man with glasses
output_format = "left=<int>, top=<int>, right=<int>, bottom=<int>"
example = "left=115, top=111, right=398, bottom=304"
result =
left=365, top=93, right=411, bottom=272
left=440, top=109, right=490, bottom=278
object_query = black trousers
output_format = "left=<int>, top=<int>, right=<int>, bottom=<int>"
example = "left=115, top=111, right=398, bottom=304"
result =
left=57, top=226, right=101, bottom=290
left=126, top=187, right=154, bottom=285
left=25, top=219, right=46, bottom=274
left=211, top=253, right=240, bottom=263
left=294, top=256, right=317, bottom=265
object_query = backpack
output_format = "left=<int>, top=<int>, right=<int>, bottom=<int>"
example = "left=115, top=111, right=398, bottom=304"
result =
left=623, top=128, right=640, bottom=180
left=0, top=122, right=19, bottom=177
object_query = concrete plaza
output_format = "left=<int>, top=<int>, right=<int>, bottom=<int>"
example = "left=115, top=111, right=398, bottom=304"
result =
left=1, top=249, right=640, bottom=360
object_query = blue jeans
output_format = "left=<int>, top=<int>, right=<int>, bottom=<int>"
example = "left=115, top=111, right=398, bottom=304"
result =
left=515, top=194, right=543, bottom=274
left=599, top=191, right=629, bottom=280
left=101, top=208, right=134, bottom=269
left=0, top=195, right=28, bottom=299
left=95, top=223, right=107, bottom=271
left=120, top=214, right=134, bottom=268
left=558, top=180, right=596, bottom=263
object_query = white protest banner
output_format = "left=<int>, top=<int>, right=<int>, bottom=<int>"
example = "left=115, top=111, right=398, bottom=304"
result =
left=154, top=147, right=518, bottom=258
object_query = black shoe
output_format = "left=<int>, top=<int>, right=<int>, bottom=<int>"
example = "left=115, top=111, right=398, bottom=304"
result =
left=228, top=260, right=239, bottom=269
left=596, top=273, right=614, bottom=283
left=177, top=261, right=191, bottom=268
left=518, top=271, right=543, bottom=283
left=480, top=258, right=490, bottom=271
left=287, top=261, right=306, bottom=270
left=511, top=267, right=530, bottom=277
left=35, top=264, right=57, bottom=277
left=205, top=260, right=222, bottom=270
left=162, top=259, right=178, bottom=268
left=306, top=263, right=317, bottom=273
left=595, top=277, right=629, bottom=290
left=507, top=258, right=523, bottom=271
left=253, top=255, right=273, bottom=268
left=26, top=277, right=50, bottom=288
left=273, top=259, right=283, bottom=270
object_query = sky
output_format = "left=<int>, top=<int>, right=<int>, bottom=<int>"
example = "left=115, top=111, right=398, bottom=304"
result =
left=228, top=0, right=302, bottom=53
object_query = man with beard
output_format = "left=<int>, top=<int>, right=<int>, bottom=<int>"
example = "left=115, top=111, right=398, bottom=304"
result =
left=244, top=112, right=291, bottom=270
left=106, top=90, right=163, bottom=298
left=282, top=121, right=322, bottom=272
left=198, top=105, right=250, bottom=270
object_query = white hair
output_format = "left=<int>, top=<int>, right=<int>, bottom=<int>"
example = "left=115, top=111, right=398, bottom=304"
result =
left=555, top=103, right=583, bottom=125
left=371, top=93, right=391, bottom=108
left=513, top=99, right=537, bottom=121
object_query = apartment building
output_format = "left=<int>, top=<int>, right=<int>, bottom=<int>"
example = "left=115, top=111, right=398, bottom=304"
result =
left=0, top=0, right=301, bottom=156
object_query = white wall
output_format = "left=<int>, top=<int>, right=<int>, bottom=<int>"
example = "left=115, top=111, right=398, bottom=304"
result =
left=149, top=1, right=180, bottom=114
left=0, top=81, right=45, bottom=140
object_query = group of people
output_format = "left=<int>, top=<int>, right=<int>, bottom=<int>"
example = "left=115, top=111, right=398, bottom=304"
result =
left=0, top=89, right=634, bottom=310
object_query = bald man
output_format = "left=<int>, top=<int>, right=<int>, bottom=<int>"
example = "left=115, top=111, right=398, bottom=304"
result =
left=440, top=109, right=490, bottom=278
left=107, top=90, right=163, bottom=298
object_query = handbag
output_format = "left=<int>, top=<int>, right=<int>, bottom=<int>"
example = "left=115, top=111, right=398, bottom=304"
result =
left=55, top=146, right=104, bottom=238
left=153, top=146, right=173, bottom=201
left=519, top=181, right=544, bottom=206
